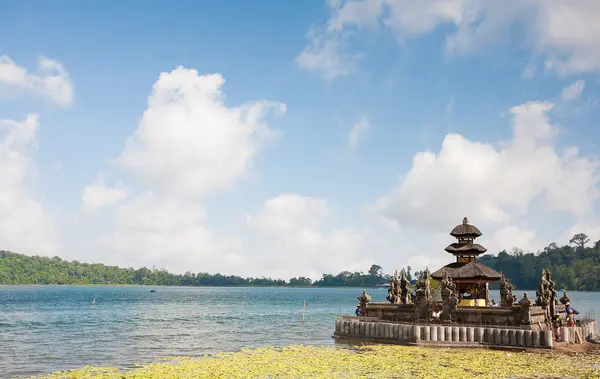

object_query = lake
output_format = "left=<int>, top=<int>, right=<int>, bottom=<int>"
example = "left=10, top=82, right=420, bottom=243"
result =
left=1, top=286, right=598, bottom=378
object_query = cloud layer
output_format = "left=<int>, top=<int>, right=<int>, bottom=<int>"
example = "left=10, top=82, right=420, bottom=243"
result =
left=0, top=55, right=73, bottom=106
left=298, top=0, right=600, bottom=80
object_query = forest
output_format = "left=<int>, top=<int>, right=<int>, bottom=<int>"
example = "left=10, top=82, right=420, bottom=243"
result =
left=1, top=233, right=599, bottom=290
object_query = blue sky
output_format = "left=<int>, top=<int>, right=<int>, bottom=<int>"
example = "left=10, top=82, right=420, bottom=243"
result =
left=1, top=0, right=600, bottom=279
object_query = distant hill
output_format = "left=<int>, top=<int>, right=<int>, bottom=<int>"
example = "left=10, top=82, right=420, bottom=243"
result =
left=478, top=237, right=600, bottom=291
left=1, top=234, right=600, bottom=290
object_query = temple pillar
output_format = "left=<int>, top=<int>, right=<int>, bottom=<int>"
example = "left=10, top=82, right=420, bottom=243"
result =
left=532, top=331, right=540, bottom=347
left=542, top=330, right=553, bottom=348
left=517, top=330, right=525, bottom=346
left=494, top=329, right=502, bottom=345
left=509, top=330, right=517, bottom=346
left=452, top=326, right=460, bottom=341
left=561, top=327, right=569, bottom=343
left=467, top=327, right=475, bottom=342
left=501, top=329, right=509, bottom=345
left=438, top=326, right=445, bottom=342
left=475, top=327, right=484, bottom=343
left=445, top=326, right=452, bottom=341
left=459, top=327, right=467, bottom=342
left=413, top=325, right=421, bottom=342
left=422, top=324, right=431, bottom=341
left=429, top=325, right=437, bottom=341
left=524, top=330, right=533, bottom=346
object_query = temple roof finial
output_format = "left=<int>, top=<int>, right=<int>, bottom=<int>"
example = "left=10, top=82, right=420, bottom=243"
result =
left=463, top=217, right=469, bottom=225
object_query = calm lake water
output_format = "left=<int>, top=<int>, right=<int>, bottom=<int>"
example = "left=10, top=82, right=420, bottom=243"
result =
left=1, top=286, right=599, bottom=378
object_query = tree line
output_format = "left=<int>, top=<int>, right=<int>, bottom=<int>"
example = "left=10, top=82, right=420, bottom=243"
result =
left=1, top=233, right=599, bottom=290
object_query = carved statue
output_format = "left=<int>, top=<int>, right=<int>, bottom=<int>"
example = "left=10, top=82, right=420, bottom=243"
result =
left=448, top=278, right=458, bottom=321
left=400, top=268, right=411, bottom=304
left=440, top=272, right=458, bottom=322
left=559, top=289, right=571, bottom=305
left=499, top=273, right=514, bottom=307
left=386, top=270, right=400, bottom=304
left=357, top=289, right=371, bottom=315
left=518, top=293, right=532, bottom=325
left=424, top=271, right=431, bottom=302
left=546, top=269, right=558, bottom=318
left=535, top=269, right=549, bottom=308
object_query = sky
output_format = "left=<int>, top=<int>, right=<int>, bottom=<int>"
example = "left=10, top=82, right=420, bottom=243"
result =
left=1, top=0, right=600, bottom=280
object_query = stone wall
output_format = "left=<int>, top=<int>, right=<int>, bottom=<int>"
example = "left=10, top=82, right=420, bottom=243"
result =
left=334, top=317, right=554, bottom=348
left=363, top=302, right=548, bottom=329
left=363, top=302, right=416, bottom=322
left=560, top=320, right=598, bottom=344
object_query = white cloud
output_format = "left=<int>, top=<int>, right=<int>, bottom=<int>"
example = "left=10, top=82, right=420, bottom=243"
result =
left=0, top=55, right=73, bottom=106
left=82, top=184, right=127, bottom=212
left=87, top=67, right=287, bottom=272
left=0, top=114, right=58, bottom=254
left=296, top=28, right=363, bottom=81
left=348, top=116, right=370, bottom=150
left=116, top=67, right=285, bottom=197
left=561, top=80, right=585, bottom=101
left=243, top=194, right=373, bottom=279
left=299, top=1, right=600, bottom=78
left=372, top=101, right=600, bottom=240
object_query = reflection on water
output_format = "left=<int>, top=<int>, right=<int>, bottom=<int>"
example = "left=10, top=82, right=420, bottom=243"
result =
left=0, top=286, right=598, bottom=378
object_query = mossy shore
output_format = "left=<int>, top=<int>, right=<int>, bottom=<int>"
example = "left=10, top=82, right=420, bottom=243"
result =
left=28, top=345, right=600, bottom=379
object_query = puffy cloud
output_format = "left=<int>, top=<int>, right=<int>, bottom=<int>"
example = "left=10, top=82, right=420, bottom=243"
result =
left=348, top=116, right=370, bottom=150
left=0, top=55, right=73, bottom=106
left=82, top=184, right=127, bottom=212
left=372, top=101, right=600, bottom=239
left=117, top=67, right=285, bottom=197
left=561, top=80, right=585, bottom=101
left=243, top=194, right=372, bottom=279
left=299, top=0, right=600, bottom=78
left=0, top=114, right=58, bottom=254
left=88, top=67, right=286, bottom=272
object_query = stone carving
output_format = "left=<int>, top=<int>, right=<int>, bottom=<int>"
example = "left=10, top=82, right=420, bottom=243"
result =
left=559, top=289, right=571, bottom=305
left=499, top=273, right=514, bottom=307
left=546, top=269, right=558, bottom=318
left=440, top=272, right=458, bottom=322
left=400, top=268, right=412, bottom=304
left=535, top=269, right=549, bottom=308
left=536, top=268, right=558, bottom=322
left=518, top=293, right=532, bottom=325
left=415, top=269, right=432, bottom=304
left=357, top=289, right=371, bottom=315
left=386, top=270, right=401, bottom=304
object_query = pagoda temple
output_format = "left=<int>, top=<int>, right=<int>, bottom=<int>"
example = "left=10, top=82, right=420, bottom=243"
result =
left=431, top=217, right=501, bottom=307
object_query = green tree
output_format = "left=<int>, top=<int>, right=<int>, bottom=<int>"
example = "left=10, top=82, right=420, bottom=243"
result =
left=569, top=233, right=590, bottom=248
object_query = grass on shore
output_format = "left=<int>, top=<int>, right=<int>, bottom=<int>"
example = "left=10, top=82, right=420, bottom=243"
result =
left=30, top=345, right=600, bottom=379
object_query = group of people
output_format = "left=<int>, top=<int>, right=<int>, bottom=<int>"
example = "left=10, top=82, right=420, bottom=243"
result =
left=552, top=302, right=580, bottom=342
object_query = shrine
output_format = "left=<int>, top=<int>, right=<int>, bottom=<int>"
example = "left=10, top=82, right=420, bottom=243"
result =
left=430, top=217, right=501, bottom=307
left=332, top=217, right=598, bottom=349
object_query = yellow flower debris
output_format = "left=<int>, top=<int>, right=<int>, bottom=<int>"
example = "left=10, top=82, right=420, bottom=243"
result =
left=28, top=345, right=600, bottom=379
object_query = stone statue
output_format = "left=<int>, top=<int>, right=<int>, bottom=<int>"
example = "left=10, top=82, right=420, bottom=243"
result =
left=535, top=269, right=549, bottom=308
left=518, top=293, right=532, bottom=325
left=386, top=270, right=400, bottom=304
left=424, top=272, right=431, bottom=301
left=559, top=289, right=571, bottom=305
left=357, top=289, right=371, bottom=315
left=400, top=268, right=411, bottom=304
left=499, top=273, right=514, bottom=307
left=546, top=269, right=558, bottom=318
left=447, top=278, right=458, bottom=321
left=440, top=272, right=458, bottom=322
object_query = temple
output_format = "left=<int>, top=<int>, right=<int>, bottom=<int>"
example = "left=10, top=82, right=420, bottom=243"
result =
left=332, top=217, right=598, bottom=349
left=430, top=217, right=501, bottom=307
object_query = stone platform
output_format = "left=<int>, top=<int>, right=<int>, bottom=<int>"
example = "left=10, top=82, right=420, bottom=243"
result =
left=333, top=316, right=598, bottom=349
